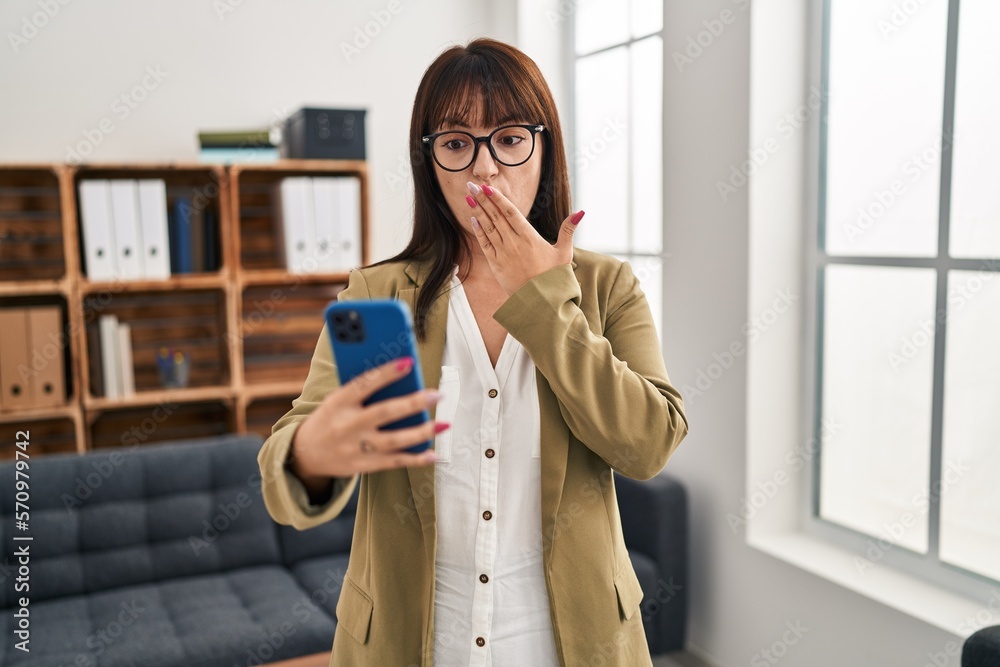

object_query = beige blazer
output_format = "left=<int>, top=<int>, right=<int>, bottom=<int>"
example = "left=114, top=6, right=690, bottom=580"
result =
left=257, top=247, right=689, bottom=666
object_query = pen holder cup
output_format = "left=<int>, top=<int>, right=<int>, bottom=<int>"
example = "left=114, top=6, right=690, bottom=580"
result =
left=158, top=355, right=191, bottom=389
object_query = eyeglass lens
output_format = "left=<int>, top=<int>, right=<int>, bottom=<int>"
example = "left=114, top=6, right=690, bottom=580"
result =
left=431, top=126, right=536, bottom=170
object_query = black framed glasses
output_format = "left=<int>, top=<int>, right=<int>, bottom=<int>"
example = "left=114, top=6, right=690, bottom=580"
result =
left=421, top=124, right=545, bottom=172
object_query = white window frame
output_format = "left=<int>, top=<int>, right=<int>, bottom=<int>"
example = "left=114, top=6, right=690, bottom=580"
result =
left=745, top=0, right=998, bottom=636
left=567, top=1, right=668, bottom=345
left=803, top=0, right=1000, bottom=600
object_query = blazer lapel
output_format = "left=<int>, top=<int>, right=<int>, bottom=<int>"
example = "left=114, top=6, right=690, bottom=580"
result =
left=394, top=256, right=580, bottom=567
left=397, top=260, right=447, bottom=561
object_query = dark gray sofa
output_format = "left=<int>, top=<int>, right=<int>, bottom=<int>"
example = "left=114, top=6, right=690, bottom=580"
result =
left=0, top=434, right=687, bottom=665
left=963, top=626, right=1000, bottom=666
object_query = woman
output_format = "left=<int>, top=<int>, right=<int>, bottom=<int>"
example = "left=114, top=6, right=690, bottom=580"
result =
left=257, top=38, right=689, bottom=667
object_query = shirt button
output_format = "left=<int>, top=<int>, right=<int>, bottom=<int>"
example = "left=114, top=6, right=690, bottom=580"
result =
left=482, top=510, right=492, bottom=520
left=485, top=448, right=495, bottom=458
left=480, top=574, right=489, bottom=583
left=476, top=637, right=486, bottom=647
left=488, top=389, right=498, bottom=398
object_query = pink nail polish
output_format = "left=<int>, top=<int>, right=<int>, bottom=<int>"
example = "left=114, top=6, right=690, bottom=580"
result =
left=465, top=195, right=478, bottom=208
left=396, top=356, right=413, bottom=372
left=571, top=210, right=585, bottom=225
left=434, top=422, right=451, bottom=434
left=482, top=184, right=494, bottom=196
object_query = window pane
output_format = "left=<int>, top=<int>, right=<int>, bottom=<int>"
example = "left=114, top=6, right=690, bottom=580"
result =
left=940, top=270, right=1000, bottom=580
left=631, top=36, right=662, bottom=254
left=819, top=265, right=937, bottom=553
left=824, top=0, right=948, bottom=257
left=575, top=0, right=629, bottom=55
left=948, top=0, right=1000, bottom=258
left=575, top=47, right=629, bottom=253
left=630, top=0, right=662, bottom=38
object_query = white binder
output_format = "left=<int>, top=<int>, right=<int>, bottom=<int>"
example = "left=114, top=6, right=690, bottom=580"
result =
left=99, top=314, right=121, bottom=399
left=276, top=177, right=316, bottom=274
left=79, top=180, right=118, bottom=280
left=137, top=179, right=171, bottom=279
left=109, top=180, right=144, bottom=280
left=118, top=321, right=135, bottom=397
left=311, top=177, right=339, bottom=272
left=336, top=176, right=362, bottom=271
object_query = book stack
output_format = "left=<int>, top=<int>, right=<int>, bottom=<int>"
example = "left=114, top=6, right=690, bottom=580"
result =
left=198, top=128, right=279, bottom=164
left=88, top=314, right=135, bottom=399
left=0, top=306, right=66, bottom=410
left=273, top=176, right=362, bottom=274
left=78, top=179, right=219, bottom=279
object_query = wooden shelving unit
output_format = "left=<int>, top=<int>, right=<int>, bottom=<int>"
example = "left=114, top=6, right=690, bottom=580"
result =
left=0, top=160, right=369, bottom=458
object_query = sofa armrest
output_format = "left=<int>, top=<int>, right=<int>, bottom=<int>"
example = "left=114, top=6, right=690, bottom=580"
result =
left=614, top=470, right=688, bottom=653
left=963, top=625, right=1000, bottom=667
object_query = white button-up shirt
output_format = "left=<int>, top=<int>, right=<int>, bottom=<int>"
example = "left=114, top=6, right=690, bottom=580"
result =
left=432, top=264, right=560, bottom=666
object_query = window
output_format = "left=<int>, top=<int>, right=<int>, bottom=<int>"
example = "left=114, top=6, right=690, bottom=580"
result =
left=809, top=0, right=1000, bottom=593
left=571, top=0, right=665, bottom=342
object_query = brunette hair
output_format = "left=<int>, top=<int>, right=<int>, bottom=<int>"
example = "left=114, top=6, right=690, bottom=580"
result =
left=366, top=37, right=572, bottom=340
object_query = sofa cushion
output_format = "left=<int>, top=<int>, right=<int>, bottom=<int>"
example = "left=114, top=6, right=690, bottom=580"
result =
left=290, top=553, right=352, bottom=620
left=0, top=565, right=335, bottom=667
left=630, top=548, right=684, bottom=654
left=277, top=481, right=358, bottom=568
left=963, top=625, right=1000, bottom=667
left=0, top=435, right=280, bottom=607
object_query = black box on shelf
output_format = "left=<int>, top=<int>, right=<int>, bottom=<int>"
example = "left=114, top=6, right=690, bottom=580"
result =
left=280, top=108, right=366, bottom=160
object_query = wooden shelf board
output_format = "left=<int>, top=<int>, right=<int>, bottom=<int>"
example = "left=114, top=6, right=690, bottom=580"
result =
left=79, top=273, right=227, bottom=294
left=0, top=279, right=69, bottom=296
left=0, top=403, right=79, bottom=424
left=243, top=381, right=305, bottom=400
left=85, top=385, right=235, bottom=411
left=0, top=163, right=61, bottom=173
left=70, top=162, right=226, bottom=173
left=239, top=269, right=350, bottom=286
left=229, top=159, right=367, bottom=174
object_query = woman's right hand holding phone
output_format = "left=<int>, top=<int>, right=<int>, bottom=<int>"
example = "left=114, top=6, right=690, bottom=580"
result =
left=288, top=356, right=448, bottom=488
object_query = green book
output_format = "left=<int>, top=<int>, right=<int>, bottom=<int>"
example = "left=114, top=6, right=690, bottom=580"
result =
left=198, top=128, right=274, bottom=148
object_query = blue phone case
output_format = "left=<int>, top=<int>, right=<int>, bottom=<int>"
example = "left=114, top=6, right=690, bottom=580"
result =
left=324, top=299, right=431, bottom=453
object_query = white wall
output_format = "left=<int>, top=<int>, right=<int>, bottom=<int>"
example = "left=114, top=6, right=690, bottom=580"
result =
left=0, top=0, right=523, bottom=263
left=0, top=0, right=970, bottom=664
left=660, top=1, right=965, bottom=665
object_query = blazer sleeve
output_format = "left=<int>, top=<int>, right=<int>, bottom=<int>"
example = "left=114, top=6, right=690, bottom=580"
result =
left=492, top=260, right=689, bottom=480
left=256, top=269, right=370, bottom=530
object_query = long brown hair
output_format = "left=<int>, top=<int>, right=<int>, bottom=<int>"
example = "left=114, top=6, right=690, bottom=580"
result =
left=366, top=37, right=572, bottom=340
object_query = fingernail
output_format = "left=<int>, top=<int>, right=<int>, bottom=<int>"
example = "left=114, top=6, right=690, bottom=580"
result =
left=467, top=181, right=482, bottom=195
left=434, top=422, right=451, bottom=434
left=426, top=390, right=443, bottom=404
left=481, top=184, right=494, bottom=196
left=571, top=210, right=585, bottom=225
left=396, top=356, right=413, bottom=372
left=426, top=451, right=441, bottom=462
left=472, top=216, right=480, bottom=229
left=465, top=195, right=478, bottom=208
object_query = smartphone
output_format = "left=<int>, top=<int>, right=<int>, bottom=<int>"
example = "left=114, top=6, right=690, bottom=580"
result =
left=324, top=299, right=431, bottom=453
